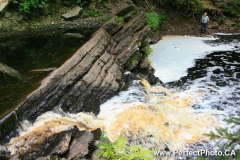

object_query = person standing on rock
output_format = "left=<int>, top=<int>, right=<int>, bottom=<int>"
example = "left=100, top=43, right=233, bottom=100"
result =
left=201, top=12, right=209, bottom=36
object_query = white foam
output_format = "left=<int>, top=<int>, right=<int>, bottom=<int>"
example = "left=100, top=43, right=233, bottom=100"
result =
left=149, top=36, right=236, bottom=83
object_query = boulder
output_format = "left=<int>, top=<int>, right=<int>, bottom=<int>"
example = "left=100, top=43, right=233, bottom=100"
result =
left=64, top=33, right=84, bottom=38
left=116, top=4, right=137, bottom=17
left=0, top=5, right=156, bottom=146
left=4, top=11, right=11, bottom=18
left=0, top=149, right=11, bottom=160
left=139, top=55, right=150, bottom=69
left=0, top=0, right=11, bottom=12
left=20, top=126, right=95, bottom=159
left=224, top=18, right=236, bottom=26
left=9, top=153, right=21, bottom=160
left=62, top=6, right=83, bottom=20
left=65, top=130, right=93, bottom=159
left=49, top=133, right=72, bottom=155
left=208, top=21, right=219, bottom=29
left=23, top=126, right=78, bottom=159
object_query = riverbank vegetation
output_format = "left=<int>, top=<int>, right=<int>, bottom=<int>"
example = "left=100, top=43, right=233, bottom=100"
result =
left=204, top=117, right=240, bottom=159
left=95, top=130, right=154, bottom=160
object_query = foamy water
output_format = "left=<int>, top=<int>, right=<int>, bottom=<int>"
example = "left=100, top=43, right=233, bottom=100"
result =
left=0, top=79, right=218, bottom=156
left=1, top=35, right=240, bottom=159
left=150, top=36, right=237, bottom=83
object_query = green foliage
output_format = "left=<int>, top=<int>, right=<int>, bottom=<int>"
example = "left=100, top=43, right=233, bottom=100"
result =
left=128, top=51, right=141, bottom=66
left=146, top=12, right=159, bottom=31
left=82, top=0, right=102, bottom=17
left=146, top=12, right=166, bottom=31
left=84, top=9, right=101, bottom=17
left=146, top=43, right=152, bottom=57
left=105, top=16, right=113, bottom=22
left=13, top=0, right=48, bottom=14
left=220, top=0, right=240, bottom=18
left=100, top=3, right=109, bottom=9
left=96, top=130, right=154, bottom=160
left=203, top=117, right=240, bottom=159
left=119, top=17, right=124, bottom=23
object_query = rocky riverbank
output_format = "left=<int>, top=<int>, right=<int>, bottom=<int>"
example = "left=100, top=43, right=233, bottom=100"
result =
left=0, top=4, right=162, bottom=159
left=0, top=0, right=239, bottom=159
left=1, top=0, right=239, bottom=40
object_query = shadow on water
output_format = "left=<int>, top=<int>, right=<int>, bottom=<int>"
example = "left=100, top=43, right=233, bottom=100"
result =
left=0, top=28, right=97, bottom=119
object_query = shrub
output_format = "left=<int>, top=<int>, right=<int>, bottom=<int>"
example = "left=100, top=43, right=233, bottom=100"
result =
left=146, top=43, right=152, bottom=57
left=128, top=51, right=141, bottom=66
left=13, top=0, right=48, bottom=14
left=146, top=12, right=160, bottom=31
left=84, top=9, right=101, bottom=17
left=146, top=12, right=166, bottom=31
left=220, top=0, right=240, bottom=19
left=96, top=130, right=154, bottom=160
left=203, top=117, right=240, bottom=159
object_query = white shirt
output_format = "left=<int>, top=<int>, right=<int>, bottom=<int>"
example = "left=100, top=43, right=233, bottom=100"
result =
left=201, top=15, right=209, bottom=23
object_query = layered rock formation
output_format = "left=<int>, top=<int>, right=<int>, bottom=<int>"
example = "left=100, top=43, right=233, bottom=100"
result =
left=0, top=4, right=159, bottom=159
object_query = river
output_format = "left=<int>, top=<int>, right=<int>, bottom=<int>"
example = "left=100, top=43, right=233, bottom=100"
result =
left=1, top=34, right=240, bottom=159
left=0, top=29, right=96, bottom=119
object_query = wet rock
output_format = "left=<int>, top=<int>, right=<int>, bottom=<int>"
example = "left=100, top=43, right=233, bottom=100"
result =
left=0, top=149, right=10, bottom=160
left=113, top=11, right=146, bottom=42
left=0, top=5, right=157, bottom=145
left=224, top=18, right=235, bottom=26
left=62, top=6, right=83, bottom=20
left=26, top=126, right=78, bottom=159
left=4, top=11, right=11, bottom=18
left=102, top=16, right=123, bottom=35
left=139, top=55, right=150, bottom=69
left=126, top=52, right=142, bottom=71
left=91, top=148, right=106, bottom=160
left=22, top=126, right=96, bottom=159
left=64, top=33, right=84, bottom=38
left=116, top=26, right=151, bottom=65
left=91, top=128, right=101, bottom=141
left=150, top=35, right=161, bottom=44
left=50, top=133, right=72, bottom=155
left=65, top=130, right=93, bottom=159
left=9, top=153, right=21, bottom=160
left=116, top=4, right=137, bottom=17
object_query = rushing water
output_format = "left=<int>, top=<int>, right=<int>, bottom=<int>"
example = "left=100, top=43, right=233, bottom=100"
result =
left=1, top=35, right=240, bottom=159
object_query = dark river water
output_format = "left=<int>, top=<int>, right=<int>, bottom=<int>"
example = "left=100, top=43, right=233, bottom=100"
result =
left=0, top=29, right=96, bottom=119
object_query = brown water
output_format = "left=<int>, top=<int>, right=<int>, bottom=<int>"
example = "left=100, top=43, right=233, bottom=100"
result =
left=0, top=29, right=97, bottom=119
left=1, top=79, right=217, bottom=156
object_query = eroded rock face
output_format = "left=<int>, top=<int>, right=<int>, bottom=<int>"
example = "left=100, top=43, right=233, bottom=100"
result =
left=0, top=5, right=157, bottom=153
left=65, top=130, right=93, bottom=159
left=21, top=126, right=95, bottom=160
